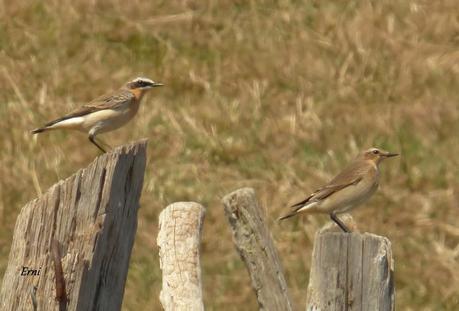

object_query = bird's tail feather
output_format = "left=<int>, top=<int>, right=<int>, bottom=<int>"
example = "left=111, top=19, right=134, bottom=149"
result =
left=31, top=127, right=48, bottom=134
left=278, top=211, right=298, bottom=221
left=278, top=201, right=319, bottom=222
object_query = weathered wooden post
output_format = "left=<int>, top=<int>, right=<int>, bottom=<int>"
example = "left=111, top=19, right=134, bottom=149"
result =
left=157, top=202, right=206, bottom=311
left=306, top=228, right=395, bottom=311
left=222, top=188, right=293, bottom=311
left=0, top=140, right=147, bottom=311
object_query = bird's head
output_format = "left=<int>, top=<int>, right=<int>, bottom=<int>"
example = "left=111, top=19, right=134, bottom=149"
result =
left=362, top=147, right=398, bottom=165
left=125, top=77, right=163, bottom=91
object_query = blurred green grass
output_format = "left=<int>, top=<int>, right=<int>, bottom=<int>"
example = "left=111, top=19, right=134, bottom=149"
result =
left=1, top=0, right=458, bottom=310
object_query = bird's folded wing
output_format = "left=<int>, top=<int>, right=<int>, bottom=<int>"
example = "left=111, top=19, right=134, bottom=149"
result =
left=310, top=177, right=362, bottom=201
left=44, top=90, right=134, bottom=127
left=290, top=177, right=362, bottom=210
left=85, top=90, right=134, bottom=110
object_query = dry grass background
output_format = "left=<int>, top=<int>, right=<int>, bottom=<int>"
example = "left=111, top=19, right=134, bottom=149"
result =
left=0, top=0, right=458, bottom=310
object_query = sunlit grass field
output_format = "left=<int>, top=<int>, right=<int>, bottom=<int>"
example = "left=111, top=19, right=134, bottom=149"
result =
left=1, top=1, right=458, bottom=310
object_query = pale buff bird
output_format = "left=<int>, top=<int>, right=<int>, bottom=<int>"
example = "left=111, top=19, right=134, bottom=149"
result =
left=31, top=77, right=163, bottom=152
left=279, top=147, right=398, bottom=232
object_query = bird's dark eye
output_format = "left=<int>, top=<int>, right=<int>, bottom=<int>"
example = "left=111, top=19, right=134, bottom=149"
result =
left=372, top=150, right=379, bottom=155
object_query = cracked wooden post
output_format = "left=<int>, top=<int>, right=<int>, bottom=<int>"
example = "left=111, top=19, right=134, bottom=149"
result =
left=157, top=202, right=206, bottom=311
left=222, top=187, right=293, bottom=311
left=306, top=231, right=395, bottom=311
left=0, top=140, right=147, bottom=311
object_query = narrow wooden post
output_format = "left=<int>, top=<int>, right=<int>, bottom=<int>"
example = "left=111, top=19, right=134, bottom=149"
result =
left=222, top=188, right=293, bottom=311
left=157, top=202, right=206, bottom=311
left=306, top=231, right=395, bottom=311
left=0, top=140, right=147, bottom=311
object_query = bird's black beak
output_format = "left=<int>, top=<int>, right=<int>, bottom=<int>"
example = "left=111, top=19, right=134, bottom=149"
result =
left=384, top=152, right=399, bottom=158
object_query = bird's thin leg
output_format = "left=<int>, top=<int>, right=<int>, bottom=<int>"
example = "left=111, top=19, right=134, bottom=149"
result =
left=88, top=134, right=106, bottom=153
left=330, top=213, right=351, bottom=233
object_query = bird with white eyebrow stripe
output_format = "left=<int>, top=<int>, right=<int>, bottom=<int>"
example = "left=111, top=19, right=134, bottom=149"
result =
left=32, top=77, right=163, bottom=153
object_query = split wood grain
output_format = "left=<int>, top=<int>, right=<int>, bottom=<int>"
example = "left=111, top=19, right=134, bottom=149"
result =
left=222, top=188, right=293, bottom=311
left=306, top=232, right=395, bottom=311
left=0, top=140, right=147, bottom=311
